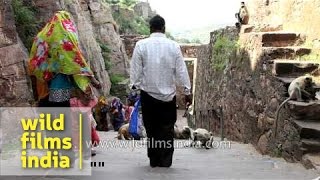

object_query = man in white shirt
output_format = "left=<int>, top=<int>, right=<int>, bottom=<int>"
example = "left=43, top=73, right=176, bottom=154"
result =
left=130, top=15, right=192, bottom=168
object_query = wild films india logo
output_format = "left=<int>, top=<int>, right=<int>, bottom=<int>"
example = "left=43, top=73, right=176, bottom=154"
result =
left=20, top=113, right=72, bottom=169
left=0, top=107, right=91, bottom=176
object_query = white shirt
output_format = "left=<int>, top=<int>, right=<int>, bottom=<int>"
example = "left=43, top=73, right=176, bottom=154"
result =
left=130, top=32, right=191, bottom=102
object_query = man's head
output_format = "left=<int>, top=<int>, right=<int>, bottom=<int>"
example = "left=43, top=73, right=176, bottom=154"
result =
left=149, top=15, right=165, bottom=33
left=241, top=2, right=245, bottom=7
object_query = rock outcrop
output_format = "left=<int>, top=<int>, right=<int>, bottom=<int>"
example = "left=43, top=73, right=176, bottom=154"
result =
left=133, top=1, right=156, bottom=20
left=0, top=0, right=33, bottom=106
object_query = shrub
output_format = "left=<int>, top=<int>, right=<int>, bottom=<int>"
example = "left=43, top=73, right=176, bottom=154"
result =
left=112, top=9, right=149, bottom=35
left=120, top=0, right=137, bottom=9
left=12, top=0, right=40, bottom=51
left=105, top=0, right=120, bottom=5
left=211, top=35, right=238, bottom=71
left=110, top=74, right=126, bottom=84
left=98, top=40, right=113, bottom=71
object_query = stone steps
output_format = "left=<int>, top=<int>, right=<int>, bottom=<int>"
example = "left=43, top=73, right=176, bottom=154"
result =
left=301, top=139, right=320, bottom=153
left=262, top=47, right=311, bottom=60
left=288, top=101, right=320, bottom=120
left=302, top=153, right=320, bottom=171
left=293, top=120, right=320, bottom=139
left=261, top=32, right=304, bottom=47
left=240, top=25, right=255, bottom=33
left=271, top=60, right=320, bottom=77
left=252, top=28, right=320, bottom=170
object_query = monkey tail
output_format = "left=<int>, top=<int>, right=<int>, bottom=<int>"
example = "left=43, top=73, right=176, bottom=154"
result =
left=274, top=97, right=291, bottom=138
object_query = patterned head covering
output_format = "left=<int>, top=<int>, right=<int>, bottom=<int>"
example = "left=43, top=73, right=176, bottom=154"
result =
left=111, top=98, right=123, bottom=110
left=28, top=11, right=93, bottom=93
left=99, top=96, right=107, bottom=105
left=128, top=91, right=139, bottom=103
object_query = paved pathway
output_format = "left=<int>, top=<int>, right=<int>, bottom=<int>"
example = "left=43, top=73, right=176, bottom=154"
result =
left=1, top=111, right=320, bottom=180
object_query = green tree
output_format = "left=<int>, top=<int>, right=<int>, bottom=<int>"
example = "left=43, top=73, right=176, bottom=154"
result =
left=105, top=0, right=120, bottom=4
left=191, top=38, right=201, bottom=44
left=166, top=32, right=175, bottom=40
left=211, top=35, right=237, bottom=71
left=120, top=0, right=137, bottom=8
left=12, top=0, right=40, bottom=51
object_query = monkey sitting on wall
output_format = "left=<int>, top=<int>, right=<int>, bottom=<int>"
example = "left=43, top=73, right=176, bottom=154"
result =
left=274, top=75, right=317, bottom=137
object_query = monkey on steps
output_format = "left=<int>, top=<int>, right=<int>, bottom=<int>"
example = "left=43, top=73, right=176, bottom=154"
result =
left=274, top=75, right=317, bottom=138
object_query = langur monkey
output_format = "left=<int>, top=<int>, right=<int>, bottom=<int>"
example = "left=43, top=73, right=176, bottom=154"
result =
left=174, top=125, right=194, bottom=140
left=117, top=124, right=133, bottom=140
left=274, top=75, right=315, bottom=138
left=117, top=123, right=147, bottom=140
left=191, top=128, right=214, bottom=149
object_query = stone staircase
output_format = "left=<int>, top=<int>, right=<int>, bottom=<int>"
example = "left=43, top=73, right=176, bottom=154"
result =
left=241, top=25, right=320, bottom=171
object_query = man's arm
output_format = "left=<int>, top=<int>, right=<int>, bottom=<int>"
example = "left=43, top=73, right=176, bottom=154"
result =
left=175, top=45, right=192, bottom=96
left=130, top=43, right=143, bottom=90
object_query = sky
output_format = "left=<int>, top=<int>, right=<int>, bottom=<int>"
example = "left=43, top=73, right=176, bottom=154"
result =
left=146, top=0, right=244, bottom=32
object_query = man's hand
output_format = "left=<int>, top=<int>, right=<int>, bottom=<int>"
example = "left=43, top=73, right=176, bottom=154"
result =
left=185, top=94, right=192, bottom=106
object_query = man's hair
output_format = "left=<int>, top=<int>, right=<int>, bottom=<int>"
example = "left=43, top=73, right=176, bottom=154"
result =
left=241, top=2, right=245, bottom=4
left=149, top=15, right=165, bottom=31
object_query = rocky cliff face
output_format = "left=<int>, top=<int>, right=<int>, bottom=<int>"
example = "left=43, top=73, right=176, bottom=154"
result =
left=0, top=0, right=33, bottom=106
left=133, top=1, right=156, bottom=20
left=1, top=0, right=131, bottom=104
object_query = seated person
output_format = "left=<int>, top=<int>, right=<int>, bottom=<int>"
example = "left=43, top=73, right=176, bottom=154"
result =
left=109, top=98, right=125, bottom=131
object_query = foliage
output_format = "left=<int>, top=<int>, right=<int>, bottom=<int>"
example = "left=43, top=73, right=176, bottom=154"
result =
left=165, top=32, right=175, bottom=40
left=110, top=74, right=126, bottom=84
left=211, top=35, right=238, bottom=71
left=190, top=38, right=201, bottom=44
left=98, top=40, right=112, bottom=71
left=105, top=0, right=137, bottom=8
left=120, top=0, right=137, bottom=8
left=113, top=11, right=149, bottom=35
left=105, top=0, right=120, bottom=5
left=11, top=0, right=40, bottom=51
left=176, top=38, right=191, bottom=44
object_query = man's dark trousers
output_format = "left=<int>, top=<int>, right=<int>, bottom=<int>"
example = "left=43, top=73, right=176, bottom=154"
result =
left=140, top=90, right=177, bottom=167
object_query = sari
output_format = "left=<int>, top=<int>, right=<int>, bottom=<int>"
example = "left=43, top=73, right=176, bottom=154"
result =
left=28, top=11, right=93, bottom=99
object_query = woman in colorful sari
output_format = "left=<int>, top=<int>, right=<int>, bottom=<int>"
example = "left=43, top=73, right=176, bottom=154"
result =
left=28, top=10, right=101, bottom=108
left=28, top=11, right=101, bottom=167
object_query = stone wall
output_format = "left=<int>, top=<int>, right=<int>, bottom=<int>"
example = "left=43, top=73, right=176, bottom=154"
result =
left=0, top=0, right=32, bottom=106
left=247, top=0, right=320, bottom=44
left=176, top=45, right=198, bottom=109
left=180, top=45, right=199, bottom=58
left=193, top=27, right=300, bottom=160
left=120, top=35, right=148, bottom=58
